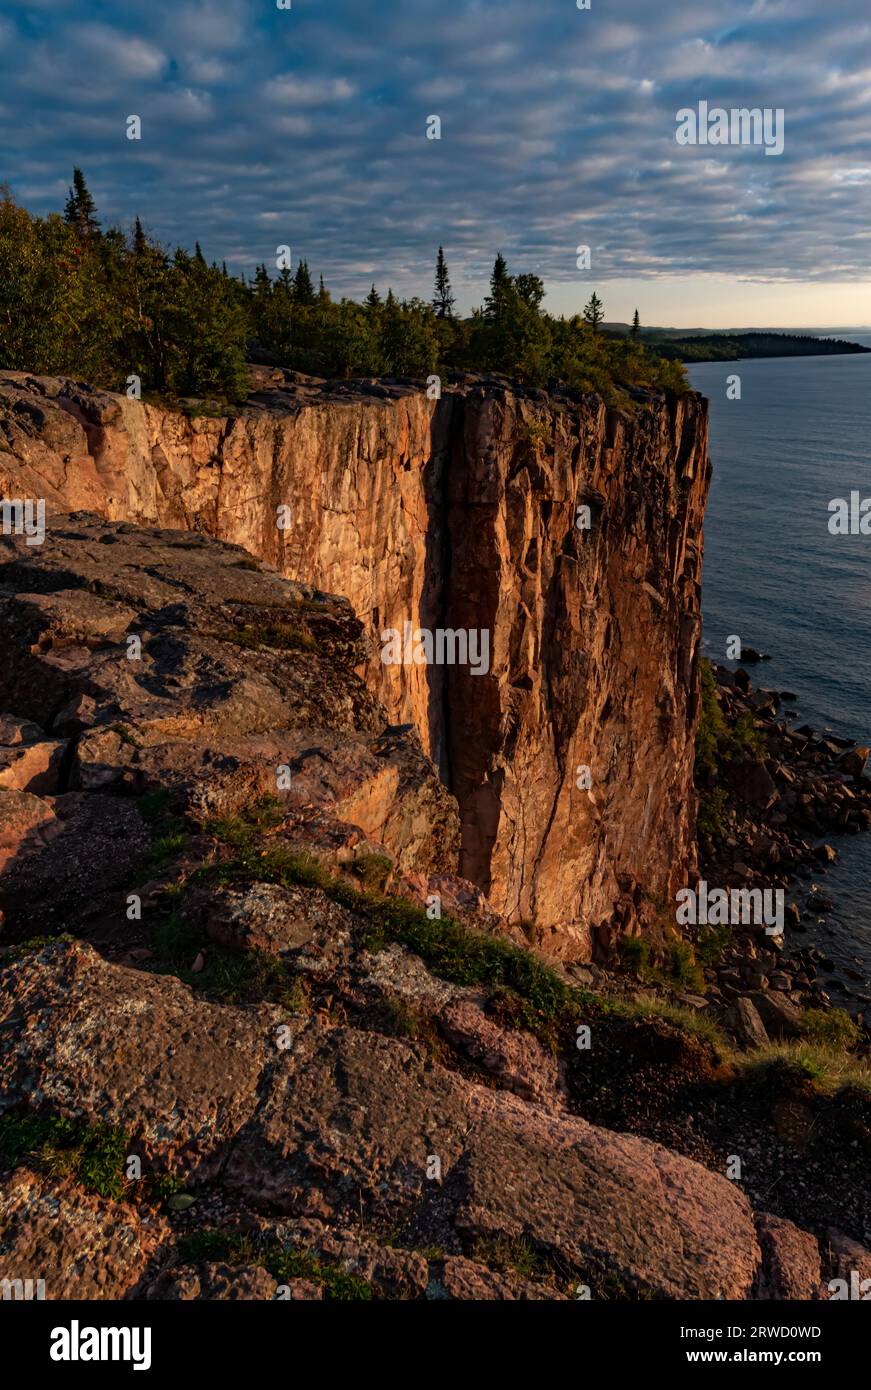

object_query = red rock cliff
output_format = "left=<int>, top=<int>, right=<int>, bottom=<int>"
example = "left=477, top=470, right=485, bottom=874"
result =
left=0, top=370, right=710, bottom=958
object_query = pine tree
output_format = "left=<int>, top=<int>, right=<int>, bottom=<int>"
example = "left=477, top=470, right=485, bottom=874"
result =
left=194, top=242, right=206, bottom=265
left=484, top=252, right=511, bottom=321
left=63, top=168, right=100, bottom=238
left=293, top=259, right=316, bottom=305
left=132, top=217, right=147, bottom=258
left=583, top=291, right=604, bottom=334
left=432, top=245, right=455, bottom=318
left=318, top=274, right=330, bottom=303
left=365, top=283, right=381, bottom=309
left=631, top=308, right=640, bottom=338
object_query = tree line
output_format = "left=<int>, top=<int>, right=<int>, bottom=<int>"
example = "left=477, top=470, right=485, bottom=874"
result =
left=0, top=170, right=687, bottom=405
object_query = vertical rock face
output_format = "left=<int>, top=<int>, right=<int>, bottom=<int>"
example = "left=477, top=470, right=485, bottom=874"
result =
left=0, top=371, right=710, bottom=957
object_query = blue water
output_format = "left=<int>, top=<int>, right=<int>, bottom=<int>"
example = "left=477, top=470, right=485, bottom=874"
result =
left=689, top=345, right=871, bottom=996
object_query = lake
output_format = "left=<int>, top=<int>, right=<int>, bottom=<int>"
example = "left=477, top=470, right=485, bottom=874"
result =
left=689, top=343, right=871, bottom=997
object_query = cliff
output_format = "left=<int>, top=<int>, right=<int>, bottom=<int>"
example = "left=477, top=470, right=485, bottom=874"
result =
left=0, top=369, right=710, bottom=959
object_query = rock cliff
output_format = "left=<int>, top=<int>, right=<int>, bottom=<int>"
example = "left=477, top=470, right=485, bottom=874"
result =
left=0, top=370, right=710, bottom=958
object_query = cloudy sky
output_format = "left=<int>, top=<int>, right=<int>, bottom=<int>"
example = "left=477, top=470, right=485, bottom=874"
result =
left=3, top=0, right=871, bottom=327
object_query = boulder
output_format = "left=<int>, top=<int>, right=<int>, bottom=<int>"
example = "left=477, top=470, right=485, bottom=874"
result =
left=755, top=1213, right=821, bottom=1300
left=724, top=997, right=769, bottom=1048
left=0, top=1169, right=168, bottom=1299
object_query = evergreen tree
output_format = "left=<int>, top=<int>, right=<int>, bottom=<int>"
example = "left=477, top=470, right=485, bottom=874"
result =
left=484, top=252, right=511, bottom=321
left=432, top=245, right=455, bottom=318
left=318, top=273, right=330, bottom=303
left=63, top=168, right=100, bottom=238
left=583, top=291, right=604, bottom=334
left=293, top=259, right=316, bottom=305
left=132, top=217, right=147, bottom=258
left=194, top=242, right=206, bottom=265
left=631, top=308, right=640, bottom=338
left=365, top=283, right=381, bottom=309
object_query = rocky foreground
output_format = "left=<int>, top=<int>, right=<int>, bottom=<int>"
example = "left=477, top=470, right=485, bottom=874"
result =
left=1, top=516, right=869, bottom=1300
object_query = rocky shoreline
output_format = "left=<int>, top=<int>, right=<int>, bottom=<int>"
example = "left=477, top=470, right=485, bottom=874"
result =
left=695, top=658, right=871, bottom=1043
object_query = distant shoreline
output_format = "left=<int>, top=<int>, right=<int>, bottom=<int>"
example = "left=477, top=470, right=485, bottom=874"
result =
left=645, top=331, right=871, bottom=364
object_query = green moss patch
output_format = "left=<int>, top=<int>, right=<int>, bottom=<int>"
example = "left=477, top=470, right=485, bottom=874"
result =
left=0, top=1113, right=129, bottom=1199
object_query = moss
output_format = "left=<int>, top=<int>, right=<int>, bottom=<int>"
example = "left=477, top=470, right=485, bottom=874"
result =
left=0, top=1113, right=129, bottom=1199
left=265, top=1248, right=373, bottom=1300
left=223, top=621, right=318, bottom=653
left=177, top=1229, right=257, bottom=1264
left=136, top=788, right=190, bottom=872
left=195, top=948, right=289, bottom=1004
left=377, top=996, right=446, bottom=1062
left=109, top=722, right=143, bottom=748
left=176, top=1229, right=373, bottom=1299
left=151, top=901, right=293, bottom=1005
left=4, top=932, right=75, bottom=960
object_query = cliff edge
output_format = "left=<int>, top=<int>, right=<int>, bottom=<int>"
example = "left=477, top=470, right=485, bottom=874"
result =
left=0, top=370, right=710, bottom=959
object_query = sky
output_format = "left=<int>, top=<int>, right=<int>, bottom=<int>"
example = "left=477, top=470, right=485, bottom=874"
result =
left=2, top=0, right=871, bottom=328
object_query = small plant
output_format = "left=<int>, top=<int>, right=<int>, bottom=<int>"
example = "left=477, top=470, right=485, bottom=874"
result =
left=798, top=1008, right=861, bottom=1049
left=177, top=1229, right=257, bottom=1264
left=518, top=417, right=552, bottom=454
left=694, top=923, right=731, bottom=969
left=136, top=788, right=190, bottom=871
left=352, top=853, right=393, bottom=891
left=109, top=723, right=143, bottom=748
left=617, top=935, right=650, bottom=975
left=150, top=1171, right=187, bottom=1203
left=0, top=1114, right=129, bottom=1199
left=176, top=1229, right=373, bottom=1299
left=666, top=939, right=705, bottom=992
left=697, top=787, right=730, bottom=841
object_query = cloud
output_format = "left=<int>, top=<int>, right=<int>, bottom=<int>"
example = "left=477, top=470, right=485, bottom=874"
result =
left=0, top=0, right=869, bottom=311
